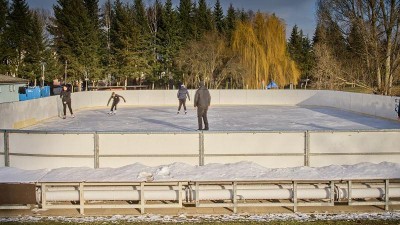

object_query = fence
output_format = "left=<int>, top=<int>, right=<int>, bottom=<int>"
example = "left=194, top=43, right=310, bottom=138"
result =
left=1, top=129, right=400, bottom=169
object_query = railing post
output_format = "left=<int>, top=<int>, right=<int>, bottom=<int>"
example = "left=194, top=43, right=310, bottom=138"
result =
left=41, top=183, right=46, bottom=210
left=330, top=181, right=335, bottom=206
left=199, top=133, right=204, bottom=166
left=304, top=131, right=310, bottom=167
left=385, top=179, right=389, bottom=211
left=195, top=182, right=199, bottom=207
left=94, top=133, right=99, bottom=169
left=140, top=182, right=145, bottom=214
left=348, top=180, right=352, bottom=206
left=293, top=181, right=297, bottom=212
left=4, top=131, right=9, bottom=167
left=79, top=183, right=85, bottom=215
left=233, top=181, right=237, bottom=214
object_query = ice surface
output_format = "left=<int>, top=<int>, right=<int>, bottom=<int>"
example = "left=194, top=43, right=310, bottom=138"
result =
left=25, top=105, right=400, bottom=132
left=1, top=161, right=399, bottom=183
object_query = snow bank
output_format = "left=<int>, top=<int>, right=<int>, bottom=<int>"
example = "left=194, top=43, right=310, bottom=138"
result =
left=1, top=161, right=400, bottom=183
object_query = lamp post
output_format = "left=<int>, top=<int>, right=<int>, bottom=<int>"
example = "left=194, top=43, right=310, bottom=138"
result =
left=41, top=62, right=45, bottom=87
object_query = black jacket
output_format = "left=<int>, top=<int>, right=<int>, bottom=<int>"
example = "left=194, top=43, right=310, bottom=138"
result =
left=60, top=90, right=71, bottom=102
left=177, top=86, right=190, bottom=100
left=107, top=94, right=126, bottom=105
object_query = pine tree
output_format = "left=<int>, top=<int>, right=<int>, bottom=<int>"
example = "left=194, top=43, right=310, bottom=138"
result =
left=213, top=0, right=224, bottom=34
left=195, top=0, right=212, bottom=38
left=49, top=0, right=101, bottom=82
left=4, top=0, right=33, bottom=77
left=0, top=0, right=8, bottom=74
left=225, top=4, right=236, bottom=44
left=178, top=0, right=194, bottom=42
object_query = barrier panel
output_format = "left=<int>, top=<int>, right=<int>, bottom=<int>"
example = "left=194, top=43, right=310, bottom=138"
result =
left=0, top=129, right=399, bottom=169
left=7, top=131, right=95, bottom=169
left=203, top=132, right=306, bottom=168
left=98, top=132, right=200, bottom=167
left=308, top=130, right=400, bottom=167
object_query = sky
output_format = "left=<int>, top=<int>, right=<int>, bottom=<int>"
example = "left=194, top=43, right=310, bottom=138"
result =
left=26, top=0, right=317, bottom=38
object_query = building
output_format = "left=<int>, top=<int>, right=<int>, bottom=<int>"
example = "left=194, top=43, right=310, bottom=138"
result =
left=0, top=74, right=28, bottom=103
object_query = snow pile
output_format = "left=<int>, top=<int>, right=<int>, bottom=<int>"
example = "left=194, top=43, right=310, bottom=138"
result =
left=1, top=161, right=400, bottom=183
left=1, top=212, right=400, bottom=223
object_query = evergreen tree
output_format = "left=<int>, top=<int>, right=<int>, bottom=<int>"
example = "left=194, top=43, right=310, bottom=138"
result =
left=213, top=0, right=224, bottom=34
left=49, top=0, right=101, bottom=83
left=4, top=0, right=33, bottom=77
left=225, top=4, right=236, bottom=44
left=195, top=0, right=212, bottom=38
left=288, top=25, right=313, bottom=80
left=0, top=0, right=8, bottom=74
left=178, top=0, right=194, bottom=42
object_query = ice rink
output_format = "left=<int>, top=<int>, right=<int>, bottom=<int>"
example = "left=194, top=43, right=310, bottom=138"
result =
left=25, top=105, right=400, bottom=132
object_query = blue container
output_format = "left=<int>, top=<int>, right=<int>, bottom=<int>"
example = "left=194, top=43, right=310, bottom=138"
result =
left=33, top=87, right=41, bottom=99
left=26, top=88, right=35, bottom=100
left=19, top=94, right=27, bottom=101
left=41, top=86, right=50, bottom=97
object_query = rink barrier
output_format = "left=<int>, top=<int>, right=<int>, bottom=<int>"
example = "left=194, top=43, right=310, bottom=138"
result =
left=1, top=90, right=399, bottom=129
left=27, top=179, right=400, bottom=214
left=1, top=129, right=400, bottom=169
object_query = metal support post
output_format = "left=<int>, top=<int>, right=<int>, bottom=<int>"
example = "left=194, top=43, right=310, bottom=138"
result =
left=4, top=131, right=9, bottom=167
left=195, top=182, right=199, bottom=207
left=94, top=133, right=99, bottom=168
left=293, top=181, right=297, bottom=212
left=199, top=133, right=204, bottom=166
left=233, top=182, right=237, bottom=214
left=385, top=179, right=389, bottom=211
left=140, top=182, right=145, bottom=214
left=330, top=181, right=335, bottom=205
left=79, top=183, right=84, bottom=215
left=304, top=131, right=310, bottom=166
left=348, top=180, right=352, bottom=205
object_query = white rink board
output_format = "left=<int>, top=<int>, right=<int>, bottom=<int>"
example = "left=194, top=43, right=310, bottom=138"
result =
left=309, top=155, right=400, bottom=167
left=309, top=131, right=400, bottom=154
left=99, top=133, right=199, bottom=155
left=8, top=133, right=94, bottom=155
left=9, top=156, right=94, bottom=170
left=204, top=156, right=304, bottom=168
left=0, top=155, right=4, bottom=167
left=99, top=157, right=199, bottom=168
left=204, top=132, right=305, bottom=154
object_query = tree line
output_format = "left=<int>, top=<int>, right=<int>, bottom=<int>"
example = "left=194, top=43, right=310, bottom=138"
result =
left=0, top=0, right=305, bottom=90
left=1, top=0, right=398, bottom=94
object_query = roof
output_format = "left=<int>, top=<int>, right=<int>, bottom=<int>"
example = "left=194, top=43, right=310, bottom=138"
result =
left=0, top=74, right=28, bottom=84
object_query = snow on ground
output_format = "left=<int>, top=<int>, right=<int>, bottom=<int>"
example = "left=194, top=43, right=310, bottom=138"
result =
left=25, top=105, right=400, bottom=132
left=1, top=161, right=399, bottom=183
left=1, top=212, right=400, bottom=223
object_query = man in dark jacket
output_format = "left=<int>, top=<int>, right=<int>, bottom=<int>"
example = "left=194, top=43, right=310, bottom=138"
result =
left=177, top=84, right=190, bottom=114
left=194, top=80, right=211, bottom=130
left=60, top=85, right=74, bottom=119
left=107, top=92, right=126, bottom=115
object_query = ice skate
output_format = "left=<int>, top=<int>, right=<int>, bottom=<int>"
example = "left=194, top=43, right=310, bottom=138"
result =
left=185, top=111, right=187, bottom=114
left=177, top=111, right=180, bottom=114
left=113, top=110, right=117, bottom=115
left=71, top=114, right=75, bottom=118
left=62, top=115, right=66, bottom=119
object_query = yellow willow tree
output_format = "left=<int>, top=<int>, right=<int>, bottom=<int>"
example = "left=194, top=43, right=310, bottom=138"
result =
left=232, top=13, right=300, bottom=89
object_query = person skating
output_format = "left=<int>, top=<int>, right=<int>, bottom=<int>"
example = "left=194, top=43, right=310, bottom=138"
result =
left=177, top=84, right=190, bottom=114
left=107, top=92, right=126, bottom=115
left=60, top=85, right=74, bottom=119
left=194, top=80, right=211, bottom=130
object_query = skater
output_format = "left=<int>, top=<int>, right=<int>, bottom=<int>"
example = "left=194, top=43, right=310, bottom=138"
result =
left=107, top=92, right=126, bottom=115
left=194, top=80, right=211, bottom=130
left=60, top=85, right=74, bottom=119
left=177, top=84, right=190, bottom=114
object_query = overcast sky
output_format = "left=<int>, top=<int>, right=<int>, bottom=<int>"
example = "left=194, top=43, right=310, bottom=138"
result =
left=27, top=0, right=317, bottom=38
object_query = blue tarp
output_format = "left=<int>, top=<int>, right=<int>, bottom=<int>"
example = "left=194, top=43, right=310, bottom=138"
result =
left=266, top=81, right=278, bottom=89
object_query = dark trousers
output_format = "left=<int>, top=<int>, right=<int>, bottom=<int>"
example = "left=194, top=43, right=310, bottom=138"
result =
left=63, top=101, right=73, bottom=116
left=178, top=99, right=187, bottom=111
left=110, top=101, right=119, bottom=111
left=197, top=106, right=209, bottom=130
